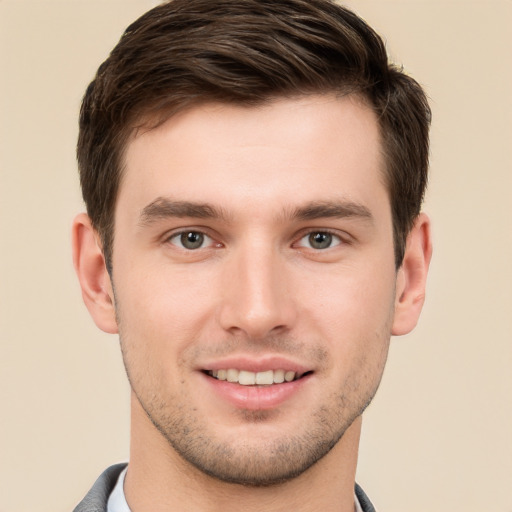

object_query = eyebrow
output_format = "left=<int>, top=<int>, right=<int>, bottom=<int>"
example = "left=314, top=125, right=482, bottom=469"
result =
left=138, top=197, right=373, bottom=227
left=289, top=200, right=373, bottom=223
left=139, top=197, right=229, bottom=226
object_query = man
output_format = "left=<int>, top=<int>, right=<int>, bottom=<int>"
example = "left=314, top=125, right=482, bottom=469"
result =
left=72, top=0, right=432, bottom=510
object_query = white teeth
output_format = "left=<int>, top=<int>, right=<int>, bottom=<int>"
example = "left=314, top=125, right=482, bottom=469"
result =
left=210, top=369, right=298, bottom=385
left=255, top=370, right=274, bottom=385
left=226, top=369, right=239, bottom=382
left=273, top=369, right=285, bottom=383
left=238, top=370, right=256, bottom=385
left=284, top=371, right=296, bottom=382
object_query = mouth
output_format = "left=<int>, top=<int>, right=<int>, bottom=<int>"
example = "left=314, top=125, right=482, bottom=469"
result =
left=204, top=368, right=312, bottom=386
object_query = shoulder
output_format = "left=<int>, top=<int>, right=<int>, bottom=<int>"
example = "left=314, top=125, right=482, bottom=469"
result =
left=355, top=483, right=377, bottom=512
left=73, top=463, right=128, bottom=512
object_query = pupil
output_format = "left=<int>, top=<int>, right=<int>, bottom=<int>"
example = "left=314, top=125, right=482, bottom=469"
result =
left=309, top=232, right=331, bottom=249
left=181, top=232, right=203, bottom=249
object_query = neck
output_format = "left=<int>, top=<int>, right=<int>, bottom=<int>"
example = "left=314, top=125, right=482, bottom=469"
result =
left=125, top=395, right=361, bottom=512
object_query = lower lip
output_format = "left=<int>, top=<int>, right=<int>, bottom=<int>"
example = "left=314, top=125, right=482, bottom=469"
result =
left=201, top=373, right=312, bottom=410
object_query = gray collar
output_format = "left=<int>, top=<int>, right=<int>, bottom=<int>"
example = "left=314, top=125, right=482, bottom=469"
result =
left=74, top=463, right=376, bottom=512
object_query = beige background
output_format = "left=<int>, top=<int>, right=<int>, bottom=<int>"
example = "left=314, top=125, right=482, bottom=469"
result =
left=1, top=1, right=511, bottom=511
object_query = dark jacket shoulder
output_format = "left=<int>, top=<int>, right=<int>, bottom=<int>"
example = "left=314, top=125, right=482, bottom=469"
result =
left=73, top=464, right=376, bottom=512
left=356, top=482, right=377, bottom=512
left=73, top=463, right=127, bottom=512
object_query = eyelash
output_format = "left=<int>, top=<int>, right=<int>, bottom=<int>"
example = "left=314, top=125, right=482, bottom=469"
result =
left=166, top=230, right=220, bottom=251
left=164, top=228, right=348, bottom=252
left=294, top=230, right=344, bottom=250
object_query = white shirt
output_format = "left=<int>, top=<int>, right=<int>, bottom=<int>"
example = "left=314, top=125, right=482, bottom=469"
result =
left=107, top=466, right=130, bottom=512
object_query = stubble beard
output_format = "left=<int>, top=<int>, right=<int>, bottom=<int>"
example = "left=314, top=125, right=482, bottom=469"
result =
left=114, top=288, right=392, bottom=488
left=140, top=396, right=361, bottom=487
left=122, top=344, right=385, bottom=488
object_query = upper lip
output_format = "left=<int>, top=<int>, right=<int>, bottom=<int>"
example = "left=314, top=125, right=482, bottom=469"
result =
left=197, top=355, right=313, bottom=374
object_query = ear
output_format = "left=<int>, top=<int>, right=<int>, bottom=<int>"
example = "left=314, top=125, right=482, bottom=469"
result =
left=72, top=213, right=118, bottom=334
left=391, top=213, right=433, bottom=336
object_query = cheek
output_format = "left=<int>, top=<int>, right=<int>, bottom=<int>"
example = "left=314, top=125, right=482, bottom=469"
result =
left=302, top=265, right=396, bottom=327
left=114, top=265, right=218, bottom=359
left=297, top=264, right=395, bottom=368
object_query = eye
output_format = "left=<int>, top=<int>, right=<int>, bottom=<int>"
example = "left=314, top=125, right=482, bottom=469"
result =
left=168, top=231, right=213, bottom=250
left=297, top=231, right=342, bottom=250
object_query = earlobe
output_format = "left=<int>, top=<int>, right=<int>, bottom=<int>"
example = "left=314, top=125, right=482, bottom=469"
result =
left=72, top=213, right=118, bottom=334
left=391, top=213, right=432, bottom=336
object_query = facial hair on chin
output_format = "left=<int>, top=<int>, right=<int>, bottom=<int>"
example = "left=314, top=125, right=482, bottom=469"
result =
left=121, top=336, right=385, bottom=488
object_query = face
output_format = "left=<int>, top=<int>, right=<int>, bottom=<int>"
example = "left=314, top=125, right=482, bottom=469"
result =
left=111, top=95, right=397, bottom=485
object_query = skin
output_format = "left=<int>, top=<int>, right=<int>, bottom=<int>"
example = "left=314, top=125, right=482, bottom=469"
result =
left=73, top=94, right=432, bottom=512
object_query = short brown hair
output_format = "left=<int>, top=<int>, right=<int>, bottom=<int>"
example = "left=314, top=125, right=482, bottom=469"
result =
left=77, top=0, right=431, bottom=270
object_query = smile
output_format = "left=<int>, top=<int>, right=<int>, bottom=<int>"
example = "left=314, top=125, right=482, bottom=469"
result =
left=206, top=369, right=308, bottom=386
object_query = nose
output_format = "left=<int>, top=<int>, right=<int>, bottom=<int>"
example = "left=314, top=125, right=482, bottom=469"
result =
left=218, top=242, right=297, bottom=340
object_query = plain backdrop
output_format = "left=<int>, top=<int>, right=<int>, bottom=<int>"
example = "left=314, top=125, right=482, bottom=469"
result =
left=1, top=1, right=511, bottom=511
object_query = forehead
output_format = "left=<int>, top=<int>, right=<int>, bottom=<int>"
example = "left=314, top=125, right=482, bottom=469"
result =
left=119, top=94, right=386, bottom=220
